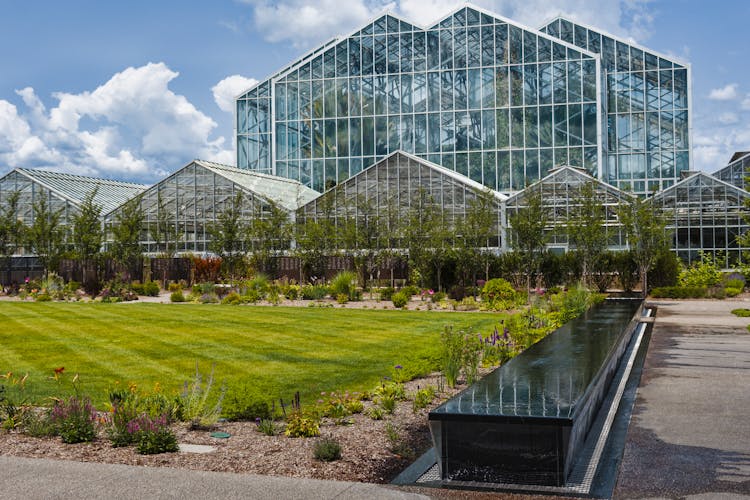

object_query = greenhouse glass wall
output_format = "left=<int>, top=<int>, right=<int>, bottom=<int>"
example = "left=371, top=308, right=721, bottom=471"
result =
left=540, top=17, right=691, bottom=195
left=651, top=172, right=750, bottom=267
left=237, top=5, right=604, bottom=194
left=236, top=4, right=690, bottom=198
left=0, top=168, right=146, bottom=255
left=103, top=160, right=318, bottom=255
left=298, top=151, right=506, bottom=248
left=503, top=166, right=633, bottom=251
left=713, top=152, right=750, bottom=191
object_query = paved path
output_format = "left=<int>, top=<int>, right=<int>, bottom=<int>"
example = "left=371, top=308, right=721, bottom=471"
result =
left=0, top=455, right=429, bottom=500
left=615, top=299, right=750, bottom=498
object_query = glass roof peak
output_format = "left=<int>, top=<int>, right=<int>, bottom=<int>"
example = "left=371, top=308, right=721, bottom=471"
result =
left=540, top=15, right=690, bottom=68
left=11, top=167, right=147, bottom=214
left=505, top=165, right=635, bottom=204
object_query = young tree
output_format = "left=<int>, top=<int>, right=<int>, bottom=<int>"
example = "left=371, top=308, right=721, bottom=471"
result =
left=508, top=187, right=549, bottom=301
left=27, top=195, right=64, bottom=278
left=567, top=182, right=608, bottom=288
left=0, top=191, right=25, bottom=285
left=403, top=189, right=452, bottom=290
left=374, top=196, right=403, bottom=287
left=246, top=197, right=293, bottom=277
left=150, top=191, right=181, bottom=257
left=339, top=194, right=380, bottom=289
left=110, top=195, right=145, bottom=275
left=294, top=194, right=337, bottom=282
left=72, top=189, right=104, bottom=286
left=208, top=192, right=248, bottom=280
left=456, top=188, right=499, bottom=285
left=72, top=189, right=103, bottom=261
left=618, top=196, right=670, bottom=297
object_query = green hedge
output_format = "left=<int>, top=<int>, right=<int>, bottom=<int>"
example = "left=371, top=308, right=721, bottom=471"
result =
left=650, top=286, right=707, bottom=299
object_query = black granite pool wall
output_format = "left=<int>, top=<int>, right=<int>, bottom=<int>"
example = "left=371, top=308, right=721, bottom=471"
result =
left=565, top=300, right=644, bottom=479
left=428, top=299, right=644, bottom=486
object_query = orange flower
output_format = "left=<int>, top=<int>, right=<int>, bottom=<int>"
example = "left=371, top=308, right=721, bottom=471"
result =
left=54, top=366, right=65, bottom=375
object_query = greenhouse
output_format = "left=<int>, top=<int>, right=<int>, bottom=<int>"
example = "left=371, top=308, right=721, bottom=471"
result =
left=298, top=150, right=506, bottom=248
left=0, top=168, right=147, bottom=255
left=103, top=160, right=318, bottom=255
left=503, top=166, right=634, bottom=251
left=651, top=171, right=750, bottom=267
left=237, top=5, right=691, bottom=197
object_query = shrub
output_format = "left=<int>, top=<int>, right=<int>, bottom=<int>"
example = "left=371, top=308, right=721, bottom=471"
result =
left=168, top=282, right=182, bottom=293
left=256, top=418, right=279, bottom=436
left=301, top=284, right=328, bottom=300
left=222, top=390, right=271, bottom=421
left=199, top=293, right=220, bottom=304
left=649, top=251, right=681, bottom=288
left=412, top=386, right=436, bottom=412
left=366, top=406, right=385, bottom=420
left=379, top=287, right=395, bottom=301
left=128, top=414, right=178, bottom=455
left=137, top=426, right=178, bottom=455
left=391, top=291, right=409, bottom=309
left=439, top=326, right=488, bottom=387
left=650, top=286, right=707, bottom=299
left=330, top=271, right=357, bottom=301
left=23, top=410, right=57, bottom=438
left=401, top=285, right=420, bottom=297
left=457, top=296, right=480, bottom=311
left=170, top=290, right=186, bottom=303
left=336, top=293, right=349, bottom=304
left=732, top=308, right=750, bottom=317
left=178, top=364, right=225, bottom=430
left=284, top=284, right=301, bottom=300
left=143, top=281, right=161, bottom=297
left=725, top=287, right=742, bottom=298
left=378, top=395, right=396, bottom=414
left=221, top=292, right=243, bottom=305
left=481, top=278, right=519, bottom=310
left=679, top=252, right=722, bottom=288
left=725, top=278, right=745, bottom=291
left=313, top=437, right=342, bottom=461
left=284, top=411, right=320, bottom=437
left=50, top=396, right=97, bottom=444
left=374, top=381, right=406, bottom=401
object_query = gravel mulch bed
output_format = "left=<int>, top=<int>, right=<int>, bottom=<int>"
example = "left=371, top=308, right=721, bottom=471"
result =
left=0, top=374, right=474, bottom=484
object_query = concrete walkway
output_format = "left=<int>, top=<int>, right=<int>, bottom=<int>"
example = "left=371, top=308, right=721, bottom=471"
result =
left=0, top=455, right=429, bottom=500
left=615, top=299, right=750, bottom=498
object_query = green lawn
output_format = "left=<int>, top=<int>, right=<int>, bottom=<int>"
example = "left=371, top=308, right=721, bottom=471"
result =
left=0, top=302, right=501, bottom=407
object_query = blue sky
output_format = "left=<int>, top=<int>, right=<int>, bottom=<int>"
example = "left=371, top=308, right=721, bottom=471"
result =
left=0, top=0, right=747, bottom=183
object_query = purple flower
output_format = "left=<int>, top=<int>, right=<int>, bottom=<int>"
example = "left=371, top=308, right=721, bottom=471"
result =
left=394, top=365, right=402, bottom=370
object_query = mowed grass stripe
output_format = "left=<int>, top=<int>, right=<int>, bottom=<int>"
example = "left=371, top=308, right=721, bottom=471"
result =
left=0, top=302, right=502, bottom=406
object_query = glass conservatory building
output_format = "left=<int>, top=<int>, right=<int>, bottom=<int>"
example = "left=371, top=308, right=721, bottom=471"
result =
left=236, top=4, right=690, bottom=197
left=103, top=160, right=318, bottom=255
left=0, top=168, right=147, bottom=255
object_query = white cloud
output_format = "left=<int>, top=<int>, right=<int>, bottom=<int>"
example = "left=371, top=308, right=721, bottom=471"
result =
left=718, top=112, right=739, bottom=125
left=244, top=0, right=656, bottom=48
left=250, top=0, right=392, bottom=48
left=742, top=94, right=750, bottom=111
left=692, top=124, right=750, bottom=172
left=708, top=83, right=739, bottom=101
left=0, top=63, right=234, bottom=183
left=212, top=75, right=259, bottom=113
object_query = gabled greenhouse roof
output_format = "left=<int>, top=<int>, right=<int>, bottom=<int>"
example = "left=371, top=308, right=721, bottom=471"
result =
left=191, top=160, right=320, bottom=211
left=11, top=168, right=147, bottom=213
left=505, top=166, right=634, bottom=204
left=315, top=151, right=508, bottom=202
left=651, top=171, right=750, bottom=203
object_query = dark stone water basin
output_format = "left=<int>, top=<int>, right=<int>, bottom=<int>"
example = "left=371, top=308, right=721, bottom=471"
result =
left=428, top=299, right=643, bottom=486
